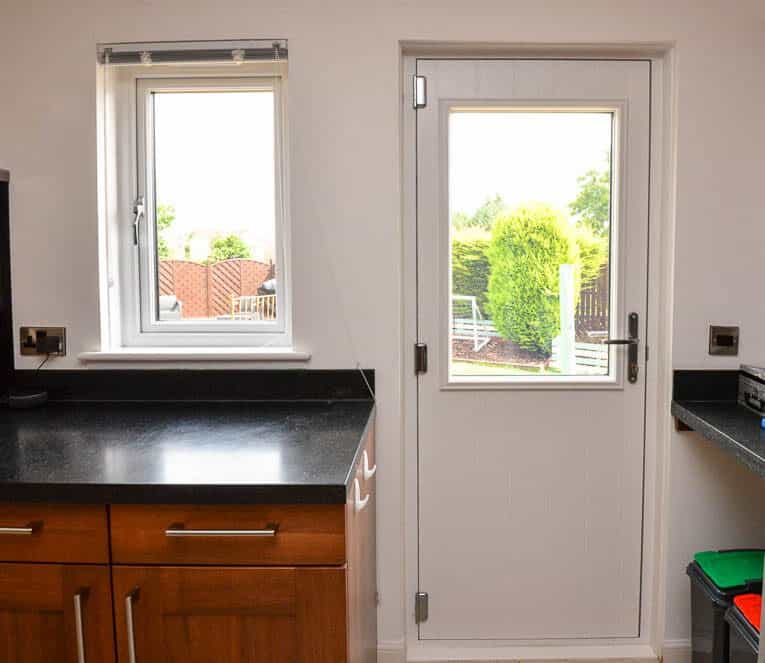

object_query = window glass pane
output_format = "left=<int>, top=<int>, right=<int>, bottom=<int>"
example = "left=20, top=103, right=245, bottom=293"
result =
left=449, top=111, right=613, bottom=378
left=152, top=90, right=277, bottom=324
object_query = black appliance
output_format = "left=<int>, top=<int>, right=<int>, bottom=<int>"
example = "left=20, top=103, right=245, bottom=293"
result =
left=0, top=170, right=11, bottom=390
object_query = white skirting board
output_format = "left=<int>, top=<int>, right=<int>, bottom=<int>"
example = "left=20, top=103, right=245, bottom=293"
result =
left=378, top=640, right=406, bottom=663
left=660, top=640, right=692, bottom=663
left=377, top=640, right=672, bottom=663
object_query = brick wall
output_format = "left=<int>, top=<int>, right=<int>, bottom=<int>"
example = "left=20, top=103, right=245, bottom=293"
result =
left=159, top=259, right=274, bottom=319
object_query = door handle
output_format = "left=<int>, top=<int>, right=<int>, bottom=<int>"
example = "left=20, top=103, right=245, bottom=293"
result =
left=363, top=450, right=377, bottom=481
left=0, top=521, right=42, bottom=535
left=603, top=312, right=640, bottom=383
left=354, top=478, right=370, bottom=512
left=74, top=588, right=90, bottom=663
left=164, top=525, right=278, bottom=537
left=125, top=587, right=140, bottom=663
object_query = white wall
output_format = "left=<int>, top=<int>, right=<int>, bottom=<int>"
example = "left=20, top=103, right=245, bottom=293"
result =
left=2, top=0, right=765, bottom=657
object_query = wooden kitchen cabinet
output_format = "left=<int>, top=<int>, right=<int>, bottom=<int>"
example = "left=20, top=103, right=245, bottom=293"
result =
left=0, top=426, right=376, bottom=662
left=113, top=566, right=347, bottom=663
left=0, top=563, right=115, bottom=663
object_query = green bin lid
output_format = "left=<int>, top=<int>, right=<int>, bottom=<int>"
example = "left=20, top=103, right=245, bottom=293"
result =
left=694, top=550, right=765, bottom=590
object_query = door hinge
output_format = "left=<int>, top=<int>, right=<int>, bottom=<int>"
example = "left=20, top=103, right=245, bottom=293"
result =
left=132, top=196, right=145, bottom=246
left=414, top=343, right=428, bottom=375
left=413, top=75, right=427, bottom=109
left=415, top=591, right=429, bottom=624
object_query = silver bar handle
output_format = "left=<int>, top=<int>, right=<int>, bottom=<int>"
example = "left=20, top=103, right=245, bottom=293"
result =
left=0, top=526, right=34, bottom=535
left=74, top=589, right=89, bottom=663
left=125, top=587, right=140, bottom=663
left=165, top=524, right=278, bottom=537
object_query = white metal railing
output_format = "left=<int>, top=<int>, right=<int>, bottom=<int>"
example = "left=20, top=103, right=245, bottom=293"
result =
left=550, top=338, right=608, bottom=370
left=452, top=295, right=490, bottom=351
left=230, top=294, right=277, bottom=321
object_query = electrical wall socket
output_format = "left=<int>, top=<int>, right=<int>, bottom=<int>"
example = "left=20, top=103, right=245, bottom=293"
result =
left=20, top=327, right=67, bottom=356
left=708, top=325, right=739, bottom=356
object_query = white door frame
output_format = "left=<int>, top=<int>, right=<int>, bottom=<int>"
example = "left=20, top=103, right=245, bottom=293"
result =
left=400, top=44, right=677, bottom=663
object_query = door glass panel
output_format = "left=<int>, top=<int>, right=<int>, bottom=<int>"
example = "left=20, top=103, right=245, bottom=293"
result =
left=449, top=110, right=613, bottom=379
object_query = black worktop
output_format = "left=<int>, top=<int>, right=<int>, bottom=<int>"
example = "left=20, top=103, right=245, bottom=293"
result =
left=672, top=369, right=765, bottom=481
left=0, top=400, right=374, bottom=504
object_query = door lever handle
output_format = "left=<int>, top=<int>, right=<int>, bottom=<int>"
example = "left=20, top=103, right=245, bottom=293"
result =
left=605, top=312, right=640, bottom=384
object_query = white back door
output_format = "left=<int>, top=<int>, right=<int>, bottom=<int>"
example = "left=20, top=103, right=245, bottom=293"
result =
left=416, top=59, right=650, bottom=640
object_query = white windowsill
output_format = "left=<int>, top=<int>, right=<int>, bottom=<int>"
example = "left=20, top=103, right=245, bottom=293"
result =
left=78, top=347, right=311, bottom=363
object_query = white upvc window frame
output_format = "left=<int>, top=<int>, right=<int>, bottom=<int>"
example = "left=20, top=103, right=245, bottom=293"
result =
left=101, top=61, right=292, bottom=349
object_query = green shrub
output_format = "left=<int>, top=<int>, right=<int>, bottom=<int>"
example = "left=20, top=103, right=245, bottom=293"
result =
left=575, top=225, right=608, bottom=287
left=487, top=204, right=579, bottom=357
left=208, top=234, right=252, bottom=263
left=451, top=228, right=491, bottom=315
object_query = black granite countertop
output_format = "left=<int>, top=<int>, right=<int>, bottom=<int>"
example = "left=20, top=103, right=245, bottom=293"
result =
left=0, top=400, right=375, bottom=504
left=672, top=373, right=765, bottom=481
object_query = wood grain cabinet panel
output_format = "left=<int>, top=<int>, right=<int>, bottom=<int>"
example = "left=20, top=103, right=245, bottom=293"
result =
left=113, top=565, right=347, bottom=663
left=110, top=504, right=346, bottom=566
left=0, top=504, right=109, bottom=564
left=0, top=563, right=115, bottom=663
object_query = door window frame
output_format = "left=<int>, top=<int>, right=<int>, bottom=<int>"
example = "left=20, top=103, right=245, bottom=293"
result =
left=441, top=101, right=627, bottom=387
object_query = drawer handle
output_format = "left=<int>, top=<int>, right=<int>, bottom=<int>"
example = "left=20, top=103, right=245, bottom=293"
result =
left=74, top=588, right=90, bottom=663
left=165, top=523, right=279, bottom=537
left=125, top=587, right=140, bottom=663
left=354, top=478, right=370, bottom=512
left=0, top=521, right=42, bottom=535
left=363, top=450, right=377, bottom=480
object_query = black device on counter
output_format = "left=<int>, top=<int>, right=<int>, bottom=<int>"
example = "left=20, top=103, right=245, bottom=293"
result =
left=738, top=365, right=765, bottom=416
left=0, top=169, right=47, bottom=409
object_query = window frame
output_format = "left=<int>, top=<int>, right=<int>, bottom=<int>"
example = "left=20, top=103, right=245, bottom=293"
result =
left=108, top=63, right=291, bottom=348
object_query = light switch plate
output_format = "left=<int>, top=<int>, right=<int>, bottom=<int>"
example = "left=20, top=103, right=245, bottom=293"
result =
left=19, top=327, right=67, bottom=356
left=709, top=325, right=739, bottom=356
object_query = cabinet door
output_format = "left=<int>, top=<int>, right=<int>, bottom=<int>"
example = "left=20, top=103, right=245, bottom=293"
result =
left=113, top=566, right=347, bottom=663
left=347, top=430, right=377, bottom=663
left=0, top=563, right=115, bottom=663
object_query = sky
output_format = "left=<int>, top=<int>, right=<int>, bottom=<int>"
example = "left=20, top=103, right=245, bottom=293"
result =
left=153, top=90, right=276, bottom=262
left=449, top=111, right=612, bottom=219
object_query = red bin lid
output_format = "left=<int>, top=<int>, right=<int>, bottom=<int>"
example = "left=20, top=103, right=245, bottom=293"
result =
left=733, top=593, right=762, bottom=632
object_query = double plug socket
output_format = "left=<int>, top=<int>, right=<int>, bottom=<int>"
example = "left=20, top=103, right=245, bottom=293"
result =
left=20, top=327, right=67, bottom=356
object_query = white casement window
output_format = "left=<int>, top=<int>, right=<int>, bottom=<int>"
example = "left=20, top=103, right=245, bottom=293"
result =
left=97, top=41, right=292, bottom=350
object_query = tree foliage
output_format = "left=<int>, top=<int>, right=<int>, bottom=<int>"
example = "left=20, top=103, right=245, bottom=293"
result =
left=487, top=204, right=579, bottom=357
left=451, top=195, right=507, bottom=231
left=575, top=225, right=608, bottom=287
left=156, top=204, right=176, bottom=259
left=208, top=234, right=252, bottom=263
left=451, top=228, right=491, bottom=315
left=569, top=155, right=611, bottom=238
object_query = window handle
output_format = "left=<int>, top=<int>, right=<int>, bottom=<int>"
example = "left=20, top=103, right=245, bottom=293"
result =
left=132, top=196, right=145, bottom=246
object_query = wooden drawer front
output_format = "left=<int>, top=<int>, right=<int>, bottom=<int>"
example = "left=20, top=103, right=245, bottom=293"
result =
left=110, top=504, right=346, bottom=565
left=0, top=504, right=109, bottom=563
